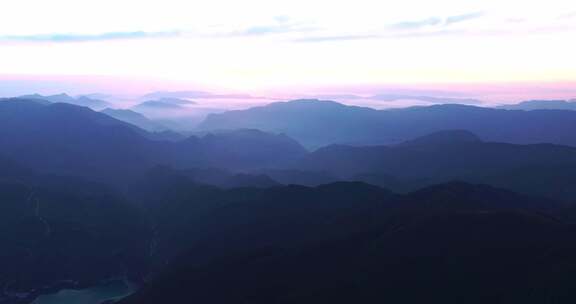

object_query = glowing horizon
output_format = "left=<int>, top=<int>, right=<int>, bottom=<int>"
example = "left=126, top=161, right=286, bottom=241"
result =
left=1, top=0, right=575, bottom=106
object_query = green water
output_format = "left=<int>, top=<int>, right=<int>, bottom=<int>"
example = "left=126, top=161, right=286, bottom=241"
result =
left=32, top=280, right=133, bottom=304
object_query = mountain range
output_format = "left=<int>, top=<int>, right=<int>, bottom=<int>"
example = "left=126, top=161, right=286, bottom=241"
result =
left=118, top=176, right=576, bottom=304
left=101, top=108, right=169, bottom=132
left=499, top=99, right=576, bottom=111
left=199, top=99, right=576, bottom=148
left=17, top=93, right=111, bottom=110
left=4, top=94, right=576, bottom=303
left=0, top=98, right=306, bottom=183
left=5, top=97, right=576, bottom=201
left=294, top=130, right=576, bottom=200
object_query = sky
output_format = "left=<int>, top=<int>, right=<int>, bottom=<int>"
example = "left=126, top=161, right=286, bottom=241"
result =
left=0, top=0, right=575, bottom=107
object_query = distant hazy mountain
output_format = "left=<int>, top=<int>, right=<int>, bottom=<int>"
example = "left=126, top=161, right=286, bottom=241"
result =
left=74, top=95, right=112, bottom=109
left=199, top=99, right=381, bottom=147
left=498, top=99, right=576, bottom=111
left=199, top=99, right=576, bottom=148
left=0, top=99, right=306, bottom=182
left=132, top=97, right=232, bottom=132
left=130, top=101, right=200, bottom=130
left=150, top=97, right=196, bottom=105
left=18, top=93, right=111, bottom=110
left=133, top=100, right=186, bottom=111
left=101, top=108, right=168, bottom=132
left=19, top=93, right=73, bottom=103
left=372, top=93, right=482, bottom=104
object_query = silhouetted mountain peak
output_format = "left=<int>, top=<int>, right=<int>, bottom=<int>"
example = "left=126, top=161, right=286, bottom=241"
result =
left=400, top=130, right=482, bottom=146
left=53, top=92, right=73, bottom=98
left=17, top=93, right=46, bottom=100
left=42, top=93, right=75, bottom=103
left=199, top=99, right=381, bottom=147
left=271, top=99, right=372, bottom=111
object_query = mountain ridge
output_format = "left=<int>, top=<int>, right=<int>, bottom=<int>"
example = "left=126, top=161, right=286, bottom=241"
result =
left=198, top=99, right=576, bottom=148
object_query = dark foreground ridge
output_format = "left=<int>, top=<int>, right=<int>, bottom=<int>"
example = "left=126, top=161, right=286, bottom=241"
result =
left=119, top=178, right=576, bottom=304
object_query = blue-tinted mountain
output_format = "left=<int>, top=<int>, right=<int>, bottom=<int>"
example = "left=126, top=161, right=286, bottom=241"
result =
left=199, top=99, right=576, bottom=148
left=18, top=93, right=111, bottom=110
left=399, top=129, right=482, bottom=146
left=5, top=99, right=576, bottom=201
left=100, top=108, right=186, bottom=141
left=198, top=99, right=380, bottom=148
left=147, top=97, right=196, bottom=105
left=74, top=95, right=112, bottom=109
left=132, top=100, right=185, bottom=111
left=0, top=99, right=306, bottom=183
left=171, top=129, right=307, bottom=171
left=372, top=93, right=482, bottom=104
left=299, top=130, right=576, bottom=178
left=298, top=130, right=576, bottom=200
left=8, top=91, right=576, bottom=304
left=130, top=101, right=192, bottom=127
left=101, top=108, right=169, bottom=132
left=0, top=98, right=158, bottom=182
left=255, top=169, right=340, bottom=186
left=146, top=130, right=187, bottom=142
left=499, top=99, right=576, bottom=111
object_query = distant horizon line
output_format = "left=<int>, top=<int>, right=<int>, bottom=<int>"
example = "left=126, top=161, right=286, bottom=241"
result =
left=1, top=75, right=575, bottom=108
left=4, top=92, right=576, bottom=112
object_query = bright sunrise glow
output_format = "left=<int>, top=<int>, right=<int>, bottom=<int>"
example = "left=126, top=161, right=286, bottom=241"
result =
left=0, top=0, right=575, bottom=104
